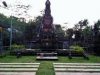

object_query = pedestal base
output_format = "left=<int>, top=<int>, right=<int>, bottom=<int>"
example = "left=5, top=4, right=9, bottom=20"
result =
left=36, top=52, right=58, bottom=60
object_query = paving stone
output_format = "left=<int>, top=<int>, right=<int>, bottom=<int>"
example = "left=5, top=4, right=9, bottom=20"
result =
left=0, top=68, right=38, bottom=72
left=0, top=63, right=40, bottom=65
left=0, top=63, right=40, bottom=75
left=54, top=65, right=100, bottom=68
left=0, top=72, right=36, bottom=75
left=36, top=56, right=58, bottom=60
left=56, top=72, right=100, bottom=75
left=55, top=68, right=100, bottom=72
left=53, top=63, right=100, bottom=66
left=0, top=65, right=39, bottom=68
left=54, top=63, right=100, bottom=75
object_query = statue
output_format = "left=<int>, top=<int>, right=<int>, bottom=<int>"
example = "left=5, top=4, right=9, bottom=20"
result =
left=42, top=0, right=53, bottom=32
left=45, top=0, right=51, bottom=16
left=39, top=0, right=56, bottom=49
left=35, top=0, right=59, bottom=60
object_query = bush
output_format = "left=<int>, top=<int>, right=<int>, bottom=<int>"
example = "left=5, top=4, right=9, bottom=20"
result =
left=11, top=44, right=25, bottom=50
left=70, top=45, right=84, bottom=53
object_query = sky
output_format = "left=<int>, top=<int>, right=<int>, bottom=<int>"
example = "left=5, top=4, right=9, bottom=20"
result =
left=0, top=0, right=100, bottom=28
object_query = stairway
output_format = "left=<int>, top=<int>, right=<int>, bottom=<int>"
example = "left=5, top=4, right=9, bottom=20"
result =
left=0, top=63, right=40, bottom=75
left=36, top=52, right=58, bottom=60
left=53, top=63, right=100, bottom=75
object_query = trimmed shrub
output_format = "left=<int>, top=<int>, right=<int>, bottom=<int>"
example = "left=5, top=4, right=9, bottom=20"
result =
left=70, top=45, right=84, bottom=53
left=11, top=44, right=25, bottom=50
left=70, top=45, right=89, bottom=60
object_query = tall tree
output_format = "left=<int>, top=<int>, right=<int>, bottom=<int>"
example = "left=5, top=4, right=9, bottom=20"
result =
left=24, top=16, right=43, bottom=42
left=93, top=20, right=100, bottom=55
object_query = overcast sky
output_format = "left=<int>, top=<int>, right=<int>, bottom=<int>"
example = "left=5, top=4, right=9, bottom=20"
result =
left=0, top=0, right=100, bottom=28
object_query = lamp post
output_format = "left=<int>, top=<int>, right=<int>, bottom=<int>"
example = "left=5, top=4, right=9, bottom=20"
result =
left=0, top=1, right=7, bottom=55
left=2, top=1, right=12, bottom=50
left=10, top=15, right=13, bottom=50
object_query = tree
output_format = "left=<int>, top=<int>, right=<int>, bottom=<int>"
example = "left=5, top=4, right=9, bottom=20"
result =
left=93, top=20, right=100, bottom=55
left=66, top=28, right=73, bottom=46
left=24, top=16, right=43, bottom=42
left=82, top=26, right=93, bottom=48
left=0, top=13, right=29, bottom=45
left=55, top=24, right=65, bottom=38
left=73, top=19, right=89, bottom=46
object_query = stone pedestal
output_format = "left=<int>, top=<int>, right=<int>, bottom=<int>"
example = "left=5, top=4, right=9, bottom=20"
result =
left=36, top=52, right=58, bottom=60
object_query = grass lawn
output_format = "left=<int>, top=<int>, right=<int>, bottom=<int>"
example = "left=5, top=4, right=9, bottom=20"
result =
left=0, top=55, right=100, bottom=63
left=0, top=55, right=100, bottom=75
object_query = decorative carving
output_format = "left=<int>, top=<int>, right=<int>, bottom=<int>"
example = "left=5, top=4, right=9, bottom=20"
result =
left=40, top=0, right=55, bottom=49
left=42, top=0, right=53, bottom=31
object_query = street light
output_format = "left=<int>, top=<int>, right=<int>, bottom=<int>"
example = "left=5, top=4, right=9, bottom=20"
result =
left=2, top=1, right=12, bottom=50
left=0, top=1, right=7, bottom=55
left=2, top=1, right=7, bottom=7
left=10, top=15, right=13, bottom=50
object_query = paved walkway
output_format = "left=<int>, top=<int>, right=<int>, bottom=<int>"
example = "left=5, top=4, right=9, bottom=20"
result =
left=56, top=72, right=100, bottom=75
left=0, top=72, right=36, bottom=75
left=54, top=63, right=100, bottom=75
left=0, top=63, right=40, bottom=75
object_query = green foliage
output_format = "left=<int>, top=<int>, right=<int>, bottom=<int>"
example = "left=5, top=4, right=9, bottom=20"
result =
left=55, top=25, right=65, bottom=37
left=11, top=44, right=25, bottom=50
left=66, top=28, right=73, bottom=38
left=70, top=45, right=84, bottom=53
left=0, top=13, right=29, bottom=45
left=74, top=19, right=88, bottom=30
left=82, top=26, right=92, bottom=35
left=24, top=16, right=43, bottom=41
left=93, top=20, right=100, bottom=55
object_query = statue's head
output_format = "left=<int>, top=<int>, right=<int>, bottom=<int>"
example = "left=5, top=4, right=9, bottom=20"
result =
left=46, top=0, right=50, bottom=5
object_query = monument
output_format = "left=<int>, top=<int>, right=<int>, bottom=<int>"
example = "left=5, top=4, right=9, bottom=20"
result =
left=36, top=0, right=58, bottom=60
left=40, top=0, right=56, bottom=50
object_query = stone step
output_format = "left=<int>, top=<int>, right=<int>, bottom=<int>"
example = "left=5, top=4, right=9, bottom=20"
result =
left=53, top=63, right=100, bottom=66
left=54, top=65, right=100, bottom=69
left=55, top=68, right=100, bottom=72
left=0, top=65, right=39, bottom=68
left=0, top=68, right=38, bottom=72
left=0, top=63, right=40, bottom=75
left=0, top=63, right=40, bottom=65
left=0, top=72, right=36, bottom=75
left=54, top=63, right=100, bottom=73
left=36, top=56, right=58, bottom=60
left=55, top=72, right=100, bottom=75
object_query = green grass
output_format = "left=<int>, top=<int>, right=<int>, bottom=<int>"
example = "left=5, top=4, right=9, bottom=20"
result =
left=0, top=56, right=37, bottom=63
left=0, top=55, right=100, bottom=63
left=57, top=56, right=100, bottom=63
left=36, top=62, right=55, bottom=75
